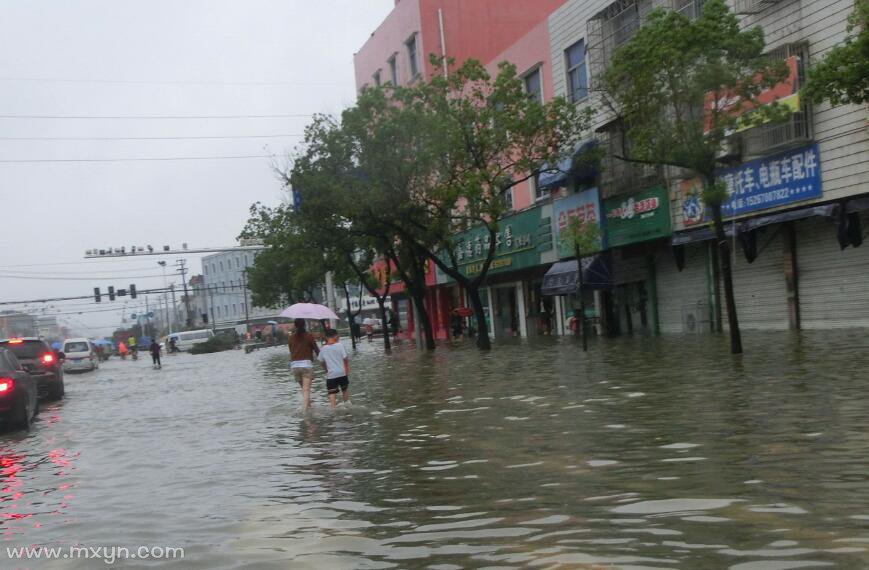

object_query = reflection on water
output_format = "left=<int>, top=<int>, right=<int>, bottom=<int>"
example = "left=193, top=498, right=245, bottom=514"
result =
left=2, top=330, right=869, bottom=568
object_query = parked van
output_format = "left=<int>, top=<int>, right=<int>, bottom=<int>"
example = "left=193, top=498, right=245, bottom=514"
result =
left=62, top=338, right=99, bottom=372
left=166, top=329, right=214, bottom=352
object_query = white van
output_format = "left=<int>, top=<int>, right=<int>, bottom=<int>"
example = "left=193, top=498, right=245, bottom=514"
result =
left=62, top=338, right=99, bottom=372
left=167, top=329, right=214, bottom=352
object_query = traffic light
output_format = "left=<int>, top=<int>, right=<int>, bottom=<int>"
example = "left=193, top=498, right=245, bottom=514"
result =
left=108, top=286, right=115, bottom=301
left=130, top=284, right=137, bottom=299
left=94, top=287, right=101, bottom=303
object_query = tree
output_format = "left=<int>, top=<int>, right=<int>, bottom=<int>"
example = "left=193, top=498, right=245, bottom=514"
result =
left=599, top=0, right=790, bottom=355
left=240, top=202, right=327, bottom=308
left=368, top=58, right=590, bottom=350
left=560, top=217, right=601, bottom=352
left=804, top=0, right=868, bottom=106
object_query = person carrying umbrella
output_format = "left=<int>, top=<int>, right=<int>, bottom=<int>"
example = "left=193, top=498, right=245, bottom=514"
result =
left=288, top=318, right=320, bottom=411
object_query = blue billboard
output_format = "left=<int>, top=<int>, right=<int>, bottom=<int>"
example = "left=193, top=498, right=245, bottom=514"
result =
left=717, top=143, right=822, bottom=217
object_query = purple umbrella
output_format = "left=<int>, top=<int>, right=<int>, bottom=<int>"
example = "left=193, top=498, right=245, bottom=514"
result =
left=278, top=303, right=340, bottom=321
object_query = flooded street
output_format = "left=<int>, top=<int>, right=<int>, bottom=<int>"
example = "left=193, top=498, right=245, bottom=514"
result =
left=3, top=331, right=869, bottom=569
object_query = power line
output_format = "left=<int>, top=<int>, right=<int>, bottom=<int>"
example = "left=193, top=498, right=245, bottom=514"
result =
left=0, top=113, right=314, bottom=120
left=0, top=76, right=344, bottom=87
left=0, top=154, right=275, bottom=164
left=0, top=266, right=167, bottom=275
left=0, top=134, right=304, bottom=142
left=0, top=273, right=166, bottom=281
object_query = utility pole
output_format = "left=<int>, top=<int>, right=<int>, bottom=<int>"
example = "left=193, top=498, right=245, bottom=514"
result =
left=158, top=261, right=172, bottom=334
left=207, top=285, right=216, bottom=330
left=170, top=284, right=178, bottom=332
left=175, top=259, right=193, bottom=328
left=240, top=271, right=251, bottom=337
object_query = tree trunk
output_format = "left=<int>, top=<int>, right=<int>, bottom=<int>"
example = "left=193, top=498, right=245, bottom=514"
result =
left=343, top=284, right=357, bottom=350
left=574, top=246, right=588, bottom=352
left=467, top=285, right=491, bottom=350
left=377, top=298, right=392, bottom=351
left=710, top=202, right=743, bottom=354
left=411, top=291, right=436, bottom=350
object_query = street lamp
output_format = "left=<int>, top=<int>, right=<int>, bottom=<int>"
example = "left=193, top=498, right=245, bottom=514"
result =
left=157, top=261, right=172, bottom=334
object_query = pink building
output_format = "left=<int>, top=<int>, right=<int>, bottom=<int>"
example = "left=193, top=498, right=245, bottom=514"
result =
left=354, top=0, right=566, bottom=91
left=484, top=18, right=556, bottom=211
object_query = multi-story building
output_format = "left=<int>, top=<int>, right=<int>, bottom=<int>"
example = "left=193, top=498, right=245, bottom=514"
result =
left=542, top=0, right=869, bottom=335
left=356, top=0, right=570, bottom=341
left=201, top=250, right=280, bottom=332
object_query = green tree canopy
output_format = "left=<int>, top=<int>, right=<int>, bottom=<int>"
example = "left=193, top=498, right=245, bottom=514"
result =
left=805, top=0, right=869, bottom=106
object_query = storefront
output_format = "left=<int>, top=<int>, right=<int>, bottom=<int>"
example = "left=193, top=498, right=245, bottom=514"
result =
left=664, top=143, right=863, bottom=333
left=602, top=185, right=672, bottom=335
left=447, top=205, right=547, bottom=340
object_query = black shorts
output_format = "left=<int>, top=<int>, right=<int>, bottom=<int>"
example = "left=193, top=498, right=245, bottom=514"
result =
left=326, top=376, right=349, bottom=394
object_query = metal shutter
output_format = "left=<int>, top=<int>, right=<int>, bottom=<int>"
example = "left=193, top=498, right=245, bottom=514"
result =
left=798, top=213, right=869, bottom=329
left=612, top=249, right=649, bottom=285
left=729, top=229, right=789, bottom=330
left=655, top=244, right=711, bottom=334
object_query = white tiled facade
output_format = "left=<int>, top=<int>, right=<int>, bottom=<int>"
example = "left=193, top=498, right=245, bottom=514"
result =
left=201, top=251, right=279, bottom=327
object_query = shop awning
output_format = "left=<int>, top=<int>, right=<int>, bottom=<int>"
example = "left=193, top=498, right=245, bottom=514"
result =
left=538, top=139, right=599, bottom=190
left=541, top=255, right=612, bottom=296
left=846, top=196, right=869, bottom=214
left=741, top=203, right=838, bottom=232
left=671, top=224, right=738, bottom=246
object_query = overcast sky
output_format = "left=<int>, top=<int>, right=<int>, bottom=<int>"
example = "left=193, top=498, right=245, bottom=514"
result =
left=0, top=0, right=393, bottom=336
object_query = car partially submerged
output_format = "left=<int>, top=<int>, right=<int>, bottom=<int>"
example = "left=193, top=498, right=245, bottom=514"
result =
left=0, top=337, right=65, bottom=401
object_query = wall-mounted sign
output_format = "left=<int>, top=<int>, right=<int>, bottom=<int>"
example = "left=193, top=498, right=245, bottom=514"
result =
left=551, top=188, right=602, bottom=258
left=603, top=186, right=671, bottom=247
left=448, top=206, right=543, bottom=279
left=680, top=143, right=821, bottom=223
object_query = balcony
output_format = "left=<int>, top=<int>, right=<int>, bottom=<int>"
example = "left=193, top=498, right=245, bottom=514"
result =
left=733, top=0, right=783, bottom=14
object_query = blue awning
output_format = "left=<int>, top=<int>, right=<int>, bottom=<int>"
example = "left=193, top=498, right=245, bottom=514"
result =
left=541, top=255, right=612, bottom=296
left=538, top=139, right=599, bottom=190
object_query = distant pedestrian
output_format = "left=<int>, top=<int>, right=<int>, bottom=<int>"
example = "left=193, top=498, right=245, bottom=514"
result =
left=149, top=339, right=162, bottom=368
left=287, top=318, right=320, bottom=411
left=317, top=329, right=350, bottom=409
left=118, top=341, right=128, bottom=360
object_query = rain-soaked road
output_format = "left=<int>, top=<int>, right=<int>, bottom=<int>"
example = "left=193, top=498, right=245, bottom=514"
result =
left=2, top=331, right=869, bottom=569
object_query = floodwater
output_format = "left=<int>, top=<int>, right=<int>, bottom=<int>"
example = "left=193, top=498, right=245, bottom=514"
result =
left=2, top=331, right=869, bottom=569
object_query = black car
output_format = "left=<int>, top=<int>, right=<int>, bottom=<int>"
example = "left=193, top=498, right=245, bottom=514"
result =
left=0, top=338, right=65, bottom=401
left=0, top=348, right=38, bottom=429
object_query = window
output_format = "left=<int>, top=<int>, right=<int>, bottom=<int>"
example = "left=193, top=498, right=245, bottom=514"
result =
left=373, top=70, right=382, bottom=87
left=504, top=188, right=514, bottom=211
left=216, top=306, right=221, bottom=318
left=524, top=67, right=542, bottom=103
left=406, top=34, right=419, bottom=78
left=388, top=55, right=398, bottom=85
left=219, top=261, right=224, bottom=271
left=211, top=264, right=216, bottom=274
left=566, top=41, right=588, bottom=103
left=232, top=304, right=237, bottom=315
left=224, top=305, right=229, bottom=317
left=244, top=254, right=249, bottom=267
left=235, top=257, right=240, bottom=268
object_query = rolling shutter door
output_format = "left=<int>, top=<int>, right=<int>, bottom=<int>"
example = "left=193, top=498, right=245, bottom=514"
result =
left=729, top=229, right=789, bottom=330
left=655, top=243, right=711, bottom=334
left=797, top=213, right=869, bottom=329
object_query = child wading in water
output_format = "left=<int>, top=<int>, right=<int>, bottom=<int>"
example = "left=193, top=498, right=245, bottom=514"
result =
left=317, top=329, right=350, bottom=408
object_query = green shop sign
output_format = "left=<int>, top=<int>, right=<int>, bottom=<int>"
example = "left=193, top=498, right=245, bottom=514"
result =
left=449, top=206, right=544, bottom=278
left=603, top=186, right=671, bottom=247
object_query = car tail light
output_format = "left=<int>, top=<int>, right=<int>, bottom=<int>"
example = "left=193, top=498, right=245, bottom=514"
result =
left=42, top=353, right=55, bottom=365
left=8, top=339, right=23, bottom=345
left=0, top=379, right=14, bottom=393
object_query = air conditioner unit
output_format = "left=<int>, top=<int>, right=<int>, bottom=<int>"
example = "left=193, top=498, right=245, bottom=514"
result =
left=716, top=137, right=742, bottom=163
left=681, top=302, right=711, bottom=334
left=734, top=0, right=782, bottom=14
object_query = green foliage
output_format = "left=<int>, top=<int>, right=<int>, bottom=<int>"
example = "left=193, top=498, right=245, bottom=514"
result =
left=190, top=336, right=235, bottom=354
left=560, top=217, right=601, bottom=257
left=804, top=0, right=869, bottom=106
left=240, top=202, right=330, bottom=307
left=600, top=0, right=789, bottom=204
